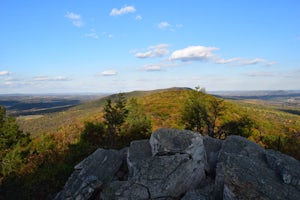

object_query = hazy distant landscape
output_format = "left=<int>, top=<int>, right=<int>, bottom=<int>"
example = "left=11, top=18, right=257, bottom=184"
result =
left=0, top=94, right=108, bottom=116
left=2, top=90, right=300, bottom=117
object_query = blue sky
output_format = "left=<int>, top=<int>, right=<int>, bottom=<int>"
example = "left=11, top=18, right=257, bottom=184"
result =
left=1, top=0, right=300, bottom=93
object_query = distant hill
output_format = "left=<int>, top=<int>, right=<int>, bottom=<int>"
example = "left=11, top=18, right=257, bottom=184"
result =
left=16, top=88, right=190, bottom=137
left=17, top=87, right=300, bottom=156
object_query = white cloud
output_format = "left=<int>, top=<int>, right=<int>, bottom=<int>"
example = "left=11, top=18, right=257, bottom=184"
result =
left=85, top=30, right=99, bottom=39
left=135, top=44, right=170, bottom=58
left=214, top=57, right=241, bottom=64
left=215, top=57, right=273, bottom=66
left=85, top=33, right=99, bottom=39
left=0, top=70, right=10, bottom=76
left=170, top=46, right=219, bottom=62
left=65, top=12, right=84, bottom=27
left=170, top=45, right=272, bottom=66
left=34, top=76, right=71, bottom=81
left=65, top=12, right=80, bottom=20
left=98, top=70, right=118, bottom=76
left=102, top=32, right=114, bottom=39
left=157, top=21, right=182, bottom=31
left=158, top=21, right=171, bottom=29
left=5, top=77, right=16, bottom=81
left=265, top=61, right=277, bottom=67
left=140, top=64, right=164, bottom=72
left=110, top=6, right=136, bottom=16
left=139, top=62, right=179, bottom=72
left=238, top=58, right=265, bottom=65
left=246, top=71, right=276, bottom=77
left=135, top=15, right=142, bottom=20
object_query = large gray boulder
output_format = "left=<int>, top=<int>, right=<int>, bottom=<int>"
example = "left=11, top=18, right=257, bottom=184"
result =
left=54, top=149, right=123, bottom=200
left=214, top=135, right=300, bottom=200
left=102, top=128, right=207, bottom=199
left=150, top=128, right=205, bottom=161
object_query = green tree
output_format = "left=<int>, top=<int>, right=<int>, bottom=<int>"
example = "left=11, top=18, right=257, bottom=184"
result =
left=218, top=115, right=256, bottom=138
left=181, top=87, right=208, bottom=134
left=103, top=93, right=128, bottom=147
left=81, top=121, right=106, bottom=146
left=120, top=98, right=152, bottom=145
left=204, top=97, right=225, bottom=137
left=181, top=87, right=226, bottom=136
left=0, top=106, right=31, bottom=177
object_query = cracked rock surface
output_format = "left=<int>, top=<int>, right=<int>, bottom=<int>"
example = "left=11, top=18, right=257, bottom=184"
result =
left=55, top=128, right=300, bottom=200
left=102, top=128, right=206, bottom=199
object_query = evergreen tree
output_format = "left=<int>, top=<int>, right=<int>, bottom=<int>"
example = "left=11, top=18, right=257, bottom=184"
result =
left=121, top=98, right=152, bottom=143
left=181, top=87, right=208, bottom=134
left=0, top=106, right=31, bottom=176
left=103, top=93, right=128, bottom=147
left=205, top=98, right=225, bottom=137
left=218, top=115, right=256, bottom=138
left=181, top=87, right=226, bottom=137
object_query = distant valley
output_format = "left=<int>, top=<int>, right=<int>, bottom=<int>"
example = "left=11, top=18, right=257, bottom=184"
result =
left=0, top=93, right=109, bottom=116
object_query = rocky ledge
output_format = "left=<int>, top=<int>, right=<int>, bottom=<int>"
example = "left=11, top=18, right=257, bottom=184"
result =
left=55, top=128, right=300, bottom=200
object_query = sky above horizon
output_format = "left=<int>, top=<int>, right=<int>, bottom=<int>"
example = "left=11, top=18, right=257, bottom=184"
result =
left=1, top=0, right=300, bottom=94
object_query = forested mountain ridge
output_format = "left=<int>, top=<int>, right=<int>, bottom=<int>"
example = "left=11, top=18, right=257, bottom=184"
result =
left=17, top=87, right=300, bottom=157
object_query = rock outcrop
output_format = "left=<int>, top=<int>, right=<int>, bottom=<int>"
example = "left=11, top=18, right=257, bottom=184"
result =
left=55, top=128, right=300, bottom=200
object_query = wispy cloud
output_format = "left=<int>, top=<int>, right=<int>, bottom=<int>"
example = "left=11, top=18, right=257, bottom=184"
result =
left=135, top=15, right=142, bottom=20
left=215, top=57, right=266, bottom=66
left=214, top=58, right=242, bottom=64
left=110, top=6, right=136, bottom=16
left=85, top=29, right=99, bottom=39
left=170, top=46, right=218, bottom=62
left=5, top=77, right=17, bottom=81
left=157, top=21, right=183, bottom=31
left=238, top=58, right=265, bottom=65
left=102, top=32, right=114, bottom=39
left=246, top=71, right=276, bottom=77
left=33, top=76, right=71, bottom=81
left=158, top=21, right=170, bottom=29
left=65, top=12, right=84, bottom=27
left=139, top=62, right=179, bottom=72
left=98, top=70, right=118, bottom=76
left=0, top=70, right=10, bottom=76
left=135, top=44, right=170, bottom=58
left=265, top=61, right=278, bottom=67
left=140, top=64, right=164, bottom=72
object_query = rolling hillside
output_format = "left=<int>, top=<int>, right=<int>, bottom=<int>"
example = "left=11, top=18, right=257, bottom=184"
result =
left=17, top=87, right=300, bottom=154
